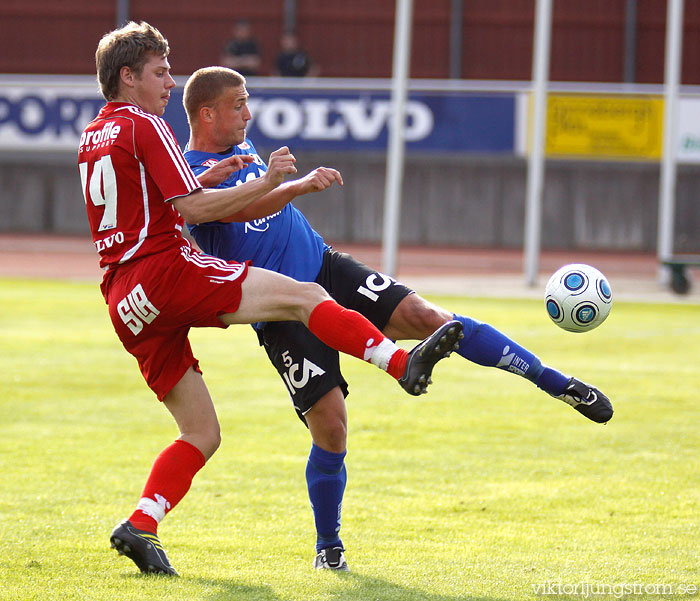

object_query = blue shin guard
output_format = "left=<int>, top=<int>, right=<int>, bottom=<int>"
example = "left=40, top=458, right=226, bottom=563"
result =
left=306, top=444, right=347, bottom=552
left=452, top=313, right=569, bottom=396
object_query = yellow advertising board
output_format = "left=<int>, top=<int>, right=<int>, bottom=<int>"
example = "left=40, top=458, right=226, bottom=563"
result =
left=545, top=94, right=663, bottom=160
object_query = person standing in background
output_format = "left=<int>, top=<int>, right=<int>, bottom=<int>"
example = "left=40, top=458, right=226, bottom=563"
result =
left=221, top=19, right=262, bottom=76
left=275, top=31, right=318, bottom=77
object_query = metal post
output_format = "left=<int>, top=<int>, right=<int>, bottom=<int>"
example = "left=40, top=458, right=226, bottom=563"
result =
left=284, top=0, right=297, bottom=32
left=623, top=0, right=637, bottom=83
left=381, top=0, right=414, bottom=277
left=449, top=0, right=463, bottom=79
left=115, top=0, right=129, bottom=27
left=658, top=0, right=684, bottom=279
left=523, top=0, right=552, bottom=286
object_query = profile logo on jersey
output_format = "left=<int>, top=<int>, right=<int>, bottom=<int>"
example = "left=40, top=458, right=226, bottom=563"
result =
left=79, top=120, right=121, bottom=150
left=202, top=159, right=219, bottom=168
left=237, top=141, right=251, bottom=150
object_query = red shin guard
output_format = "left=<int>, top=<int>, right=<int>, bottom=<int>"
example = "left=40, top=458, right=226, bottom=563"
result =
left=307, top=300, right=385, bottom=361
left=128, top=439, right=206, bottom=534
left=386, top=351, right=408, bottom=380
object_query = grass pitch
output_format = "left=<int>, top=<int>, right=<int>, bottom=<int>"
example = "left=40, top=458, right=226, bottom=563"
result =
left=1, top=277, right=699, bottom=601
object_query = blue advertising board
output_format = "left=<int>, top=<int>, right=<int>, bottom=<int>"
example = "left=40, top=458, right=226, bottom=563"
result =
left=0, top=76, right=515, bottom=154
left=164, top=88, right=515, bottom=153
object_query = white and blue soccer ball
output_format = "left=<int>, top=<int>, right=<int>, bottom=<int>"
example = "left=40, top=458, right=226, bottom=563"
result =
left=544, top=263, right=613, bottom=332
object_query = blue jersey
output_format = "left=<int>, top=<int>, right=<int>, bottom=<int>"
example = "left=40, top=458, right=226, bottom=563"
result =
left=184, top=139, right=328, bottom=283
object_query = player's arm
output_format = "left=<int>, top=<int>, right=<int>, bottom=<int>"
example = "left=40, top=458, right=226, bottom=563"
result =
left=173, top=147, right=296, bottom=224
left=196, top=155, right=254, bottom=188
left=219, top=166, right=343, bottom=223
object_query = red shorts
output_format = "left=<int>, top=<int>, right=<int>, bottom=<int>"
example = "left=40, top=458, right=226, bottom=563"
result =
left=100, top=244, right=249, bottom=401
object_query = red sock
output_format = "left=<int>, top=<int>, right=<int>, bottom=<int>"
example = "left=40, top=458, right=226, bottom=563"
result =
left=128, top=439, right=206, bottom=534
left=307, top=300, right=386, bottom=360
left=386, top=351, right=408, bottom=379
left=307, top=300, right=408, bottom=379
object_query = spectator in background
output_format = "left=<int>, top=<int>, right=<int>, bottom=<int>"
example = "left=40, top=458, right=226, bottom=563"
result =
left=275, top=31, right=318, bottom=77
left=221, top=19, right=261, bottom=76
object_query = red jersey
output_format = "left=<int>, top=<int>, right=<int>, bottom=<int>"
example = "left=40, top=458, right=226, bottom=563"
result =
left=78, top=102, right=201, bottom=270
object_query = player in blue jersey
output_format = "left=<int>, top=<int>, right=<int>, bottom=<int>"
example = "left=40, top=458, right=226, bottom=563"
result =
left=182, top=67, right=613, bottom=571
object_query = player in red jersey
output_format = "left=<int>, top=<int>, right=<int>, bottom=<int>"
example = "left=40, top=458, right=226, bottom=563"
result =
left=79, top=21, right=463, bottom=576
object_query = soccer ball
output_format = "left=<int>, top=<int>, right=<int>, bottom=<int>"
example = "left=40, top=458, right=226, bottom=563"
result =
left=544, top=263, right=612, bottom=332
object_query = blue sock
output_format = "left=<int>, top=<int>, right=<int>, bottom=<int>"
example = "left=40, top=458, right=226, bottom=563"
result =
left=452, top=313, right=569, bottom=396
left=306, top=443, right=346, bottom=552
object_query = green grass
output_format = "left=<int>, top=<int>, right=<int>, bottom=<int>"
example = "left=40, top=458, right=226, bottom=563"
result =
left=1, top=277, right=699, bottom=601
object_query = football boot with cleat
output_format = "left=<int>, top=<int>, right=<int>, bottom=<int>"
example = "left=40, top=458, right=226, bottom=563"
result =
left=313, top=546, right=349, bottom=571
left=553, top=377, right=613, bottom=424
left=399, top=320, right=463, bottom=396
left=110, top=520, right=178, bottom=576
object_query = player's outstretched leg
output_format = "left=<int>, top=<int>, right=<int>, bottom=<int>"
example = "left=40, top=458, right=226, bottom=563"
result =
left=399, top=320, right=463, bottom=395
left=110, top=520, right=179, bottom=576
left=451, top=313, right=613, bottom=423
left=549, top=378, right=613, bottom=424
left=305, top=301, right=462, bottom=396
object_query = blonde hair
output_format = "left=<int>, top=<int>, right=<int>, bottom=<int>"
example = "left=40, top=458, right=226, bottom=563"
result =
left=95, top=21, right=170, bottom=101
left=183, top=67, right=246, bottom=125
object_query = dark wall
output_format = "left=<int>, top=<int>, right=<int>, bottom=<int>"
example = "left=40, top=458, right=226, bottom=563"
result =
left=2, top=153, right=697, bottom=255
left=3, top=1, right=700, bottom=83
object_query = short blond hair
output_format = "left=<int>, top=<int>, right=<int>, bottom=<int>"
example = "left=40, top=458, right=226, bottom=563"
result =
left=95, top=21, right=170, bottom=101
left=183, top=67, right=246, bottom=125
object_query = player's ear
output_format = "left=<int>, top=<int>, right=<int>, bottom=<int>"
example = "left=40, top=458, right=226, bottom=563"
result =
left=120, top=66, right=136, bottom=88
left=200, top=106, right=214, bottom=123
